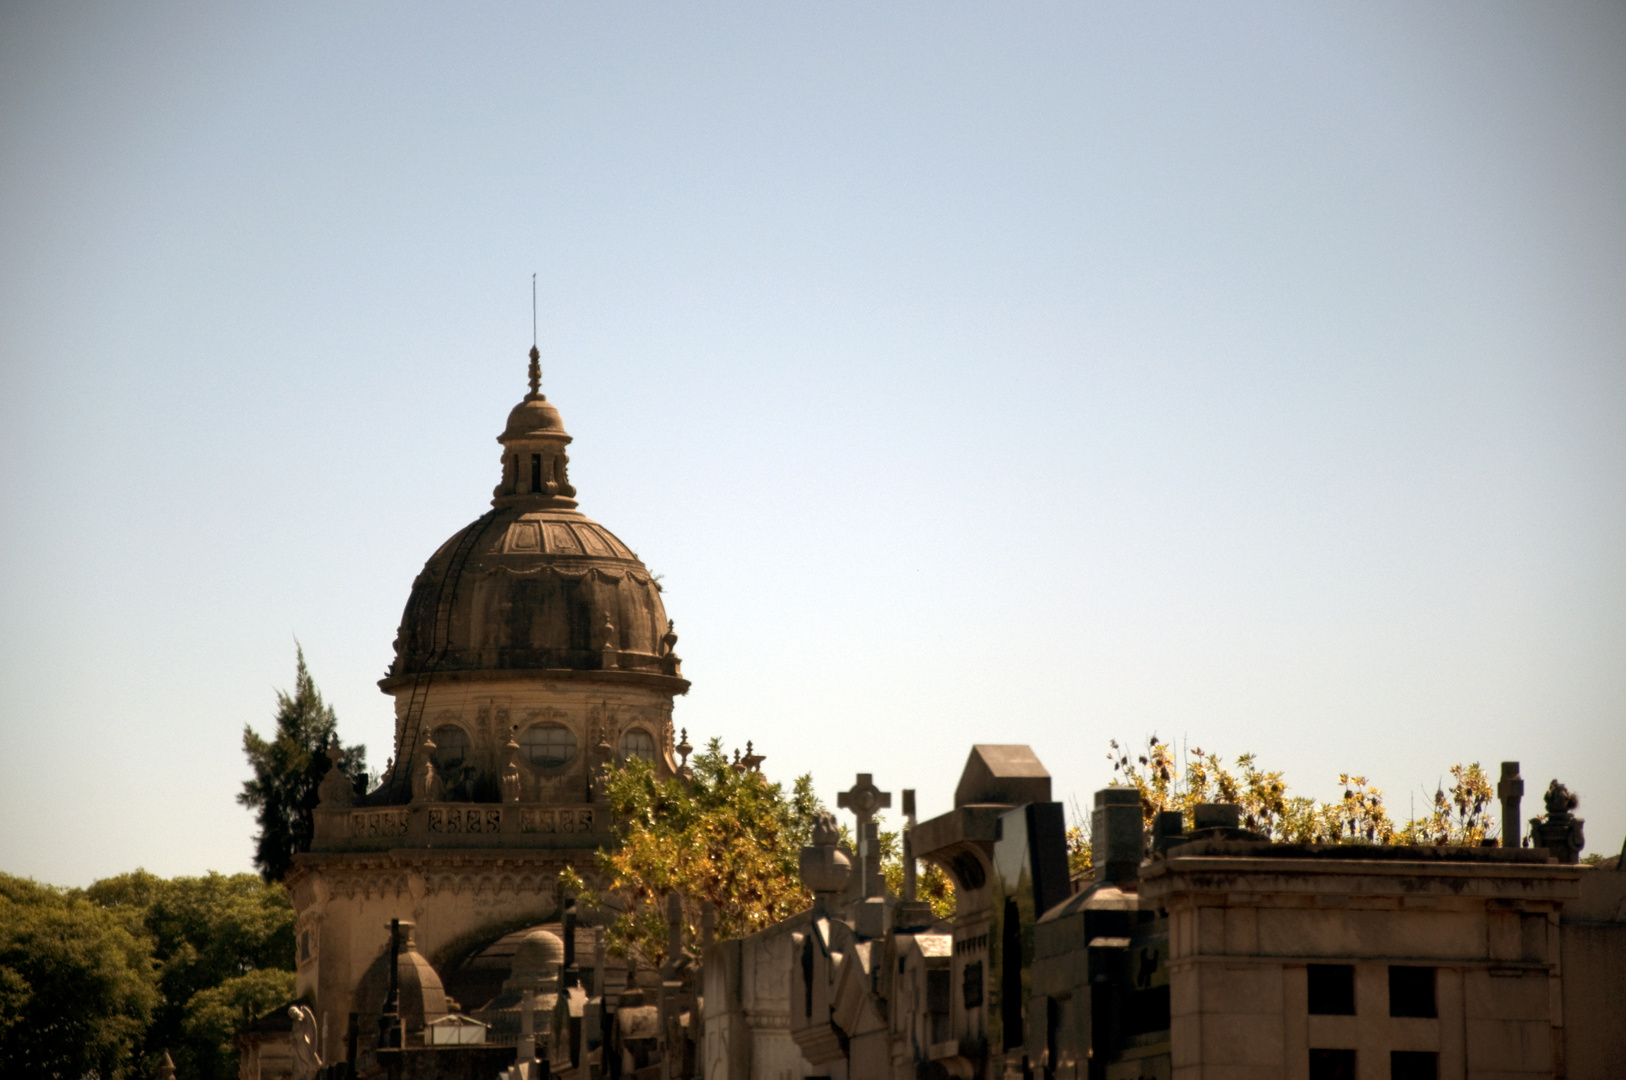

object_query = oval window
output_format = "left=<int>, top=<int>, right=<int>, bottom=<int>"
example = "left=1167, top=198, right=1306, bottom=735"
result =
left=430, top=725, right=470, bottom=772
left=520, top=723, right=578, bottom=770
left=620, top=727, right=658, bottom=763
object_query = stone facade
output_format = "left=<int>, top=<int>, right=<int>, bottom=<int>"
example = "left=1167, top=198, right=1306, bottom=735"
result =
left=284, top=347, right=688, bottom=1068
left=698, top=750, right=1626, bottom=1080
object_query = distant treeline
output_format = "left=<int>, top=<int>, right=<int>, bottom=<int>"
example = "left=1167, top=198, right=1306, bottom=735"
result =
left=0, top=870, right=296, bottom=1080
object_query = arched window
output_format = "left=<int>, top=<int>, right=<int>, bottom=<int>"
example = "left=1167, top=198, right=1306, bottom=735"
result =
left=619, top=727, right=658, bottom=763
left=431, top=725, right=470, bottom=772
left=520, top=723, right=577, bottom=770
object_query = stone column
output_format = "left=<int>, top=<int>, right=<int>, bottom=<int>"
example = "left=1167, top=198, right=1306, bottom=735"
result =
left=1498, top=762, right=1524, bottom=847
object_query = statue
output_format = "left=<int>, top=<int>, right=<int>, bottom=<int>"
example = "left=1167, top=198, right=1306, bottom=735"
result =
left=288, top=1004, right=323, bottom=1080
left=413, top=733, right=444, bottom=804
left=502, top=732, right=524, bottom=803
left=1531, top=779, right=1586, bottom=865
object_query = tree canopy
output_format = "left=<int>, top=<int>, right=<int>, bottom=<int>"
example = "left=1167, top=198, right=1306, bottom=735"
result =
left=0, top=870, right=297, bottom=1080
left=0, top=874, right=159, bottom=1080
left=572, top=739, right=823, bottom=968
left=571, top=739, right=957, bottom=968
left=238, top=645, right=369, bottom=882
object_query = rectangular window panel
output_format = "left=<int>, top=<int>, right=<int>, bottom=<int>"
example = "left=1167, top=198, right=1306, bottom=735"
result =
left=1308, top=964, right=1356, bottom=1015
left=1389, top=966, right=1437, bottom=1018
left=1391, top=1050, right=1438, bottom=1080
left=1310, top=1048, right=1356, bottom=1080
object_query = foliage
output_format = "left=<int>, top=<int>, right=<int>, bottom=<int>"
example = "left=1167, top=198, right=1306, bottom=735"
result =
left=0, top=873, right=160, bottom=1080
left=183, top=969, right=298, bottom=1077
left=0, top=870, right=296, bottom=1080
left=580, top=743, right=957, bottom=965
left=1395, top=764, right=1495, bottom=846
left=86, top=871, right=296, bottom=1080
left=239, top=645, right=368, bottom=882
left=1065, top=826, right=1093, bottom=879
left=1107, top=735, right=1497, bottom=846
left=581, top=740, right=824, bottom=968
left=875, top=819, right=956, bottom=920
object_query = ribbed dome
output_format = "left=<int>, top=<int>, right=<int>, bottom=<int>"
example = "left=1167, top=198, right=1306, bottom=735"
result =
left=503, top=394, right=567, bottom=440
left=382, top=354, right=685, bottom=692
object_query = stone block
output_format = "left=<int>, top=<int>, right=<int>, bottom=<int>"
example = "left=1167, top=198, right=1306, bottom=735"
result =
left=1465, top=1019, right=1553, bottom=1073
left=1198, top=907, right=1226, bottom=954
left=1304, top=1014, right=1357, bottom=1049
left=1170, top=1014, right=1201, bottom=1067
left=1385, top=1017, right=1440, bottom=1052
left=1170, top=967, right=1199, bottom=1018
left=1200, top=1013, right=1283, bottom=1066
left=1224, top=906, right=1258, bottom=954
left=1195, top=1068, right=1277, bottom=1080
left=1463, top=970, right=1549, bottom=1021
left=1197, top=964, right=1281, bottom=1015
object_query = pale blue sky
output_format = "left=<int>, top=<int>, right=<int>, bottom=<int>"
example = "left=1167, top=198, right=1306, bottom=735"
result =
left=2, top=4, right=1622, bottom=885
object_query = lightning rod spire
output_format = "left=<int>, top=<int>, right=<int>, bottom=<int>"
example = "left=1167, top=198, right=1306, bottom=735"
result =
left=528, top=274, right=541, bottom=397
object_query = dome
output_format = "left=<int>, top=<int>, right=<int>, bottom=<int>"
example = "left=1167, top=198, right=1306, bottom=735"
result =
left=352, top=922, right=450, bottom=1039
left=503, top=929, right=564, bottom=992
left=503, top=394, right=567, bottom=440
left=382, top=349, right=685, bottom=693
left=513, top=928, right=565, bottom=971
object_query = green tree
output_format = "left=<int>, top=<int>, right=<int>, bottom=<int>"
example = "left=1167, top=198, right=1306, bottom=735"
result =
left=182, top=969, right=297, bottom=1077
left=85, top=871, right=296, bottom=1080
left=0, top=874, right=160, bottom=1080
left=574, top=740, right=824, bottom=968
left=239, top=645, right=368, bottom=882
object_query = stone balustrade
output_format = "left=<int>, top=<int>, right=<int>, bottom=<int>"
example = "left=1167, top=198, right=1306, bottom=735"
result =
left=310, top=802, right=606, bottom=853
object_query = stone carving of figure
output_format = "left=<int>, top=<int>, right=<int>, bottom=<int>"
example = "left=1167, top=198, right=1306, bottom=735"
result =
left=317, top=744, right=355, bottom=807
left=1544, top=780, right=1579, bottom=819
left=1532, top=779, right=1586, bottom=864
left=413, top=734, right=444, bottom=804
left=501, top=732, right=524, bottom=803
left=287, top=1004, right=323, bottom=1080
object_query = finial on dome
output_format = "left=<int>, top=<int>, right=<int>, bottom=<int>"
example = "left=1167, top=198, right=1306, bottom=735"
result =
left=527, top=345, right=542, bottom=399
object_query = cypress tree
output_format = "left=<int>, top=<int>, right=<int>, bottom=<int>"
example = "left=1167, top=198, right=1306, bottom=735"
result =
left=238, top=646, right=368, bottom=882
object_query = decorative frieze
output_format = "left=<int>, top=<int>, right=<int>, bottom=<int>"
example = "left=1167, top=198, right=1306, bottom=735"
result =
left=350, top=809, right=409, bottom=837
left=520, top=807, right=594, bottom=834
left=427, top=807, right=503, bottom=834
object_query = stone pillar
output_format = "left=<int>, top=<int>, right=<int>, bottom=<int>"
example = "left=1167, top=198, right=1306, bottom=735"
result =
left=519, top=989, right=536, bottom=1066
left=1092, top=789, right=1145, bottom=884
left=1498, top=762, right=1524, bottom=847
left=902, top=789, right=918, bottom=902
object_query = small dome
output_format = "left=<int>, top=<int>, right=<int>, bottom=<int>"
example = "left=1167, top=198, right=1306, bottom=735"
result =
left=513, top=929, right=564, bottom=974
left=352, top=922, right=449, bottom=1039
left=503, top=394, right=568, bottom=440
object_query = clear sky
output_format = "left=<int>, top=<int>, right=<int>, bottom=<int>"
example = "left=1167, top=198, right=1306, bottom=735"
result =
left=2, top=4, right=1622, bottom=886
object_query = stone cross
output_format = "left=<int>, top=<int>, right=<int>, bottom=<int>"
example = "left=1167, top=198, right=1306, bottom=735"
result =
left=1498, top=762, right=1524, bottom=847
left=837, top=774, right=891, bottom=899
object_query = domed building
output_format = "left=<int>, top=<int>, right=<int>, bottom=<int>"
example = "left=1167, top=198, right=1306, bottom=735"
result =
left=284, top=347, right=689, bottom=1061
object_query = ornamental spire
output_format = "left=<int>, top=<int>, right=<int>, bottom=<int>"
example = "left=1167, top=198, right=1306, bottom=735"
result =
left=527, top=345, right=542, bottom=399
